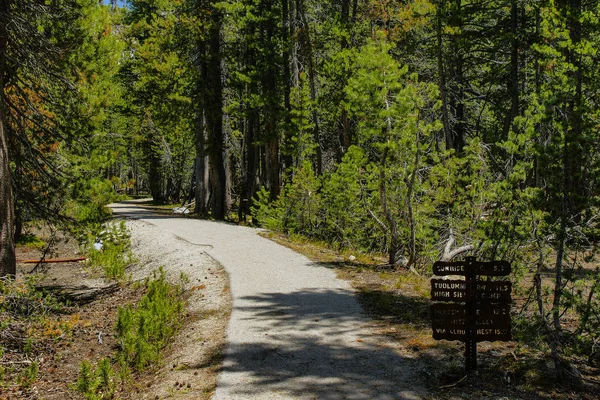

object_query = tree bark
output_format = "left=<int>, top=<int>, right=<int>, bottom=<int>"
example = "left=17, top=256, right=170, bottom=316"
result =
left=193, top=24, right=210, bottom=215
left=380, top=93, right=400, bottom=265
left=0, top=0, right=16, bottom=277
left=449, top=0, right=465, bottom=152
left=337, top=0, right=352, bottom=158
left=436, top=1, right=451, bottom=151
left=262, top=0, right=280, bottom=200
left=194, top=107, right=209, bottom=215
left=406, top=131, right=420, bottom=266
left=379, top=147, right=400, bottom=265
left=282, top=0, right=294, bottom=174
left=503, top=0, right=519, bottom=139
left=297, top=0, right=321, bottom=175
left=205, top=6, right=227, bottom=219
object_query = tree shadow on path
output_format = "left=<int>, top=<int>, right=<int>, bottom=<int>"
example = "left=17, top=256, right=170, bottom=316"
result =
left=218, top=289, right=428, bottom=399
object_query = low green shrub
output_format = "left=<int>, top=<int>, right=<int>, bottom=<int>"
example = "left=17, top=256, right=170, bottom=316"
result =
left=74, top=358, right=115, bottom=400
left=66, top=178, right=118, bottom=227
left=116, top=267, right=184, bottom=370
left=19, top=361, right=38, bottom=390
left=74, top=269, right=185, bottom=396
left=87, top=221, right=132, bottom=280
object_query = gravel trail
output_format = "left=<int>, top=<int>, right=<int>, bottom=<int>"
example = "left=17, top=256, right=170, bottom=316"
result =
left=111, top=201, right=426, bottom=400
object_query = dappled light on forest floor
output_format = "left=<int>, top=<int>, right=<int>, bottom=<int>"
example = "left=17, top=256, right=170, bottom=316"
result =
left=218, top=289, right=426, bottom=400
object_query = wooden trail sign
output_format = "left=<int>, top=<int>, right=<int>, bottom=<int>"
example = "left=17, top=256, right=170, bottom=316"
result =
left=430, top=279, right=512, bottom=302
left=433, top=260, right=511, bottom=276
left=430, top=257, right=512, bottom=372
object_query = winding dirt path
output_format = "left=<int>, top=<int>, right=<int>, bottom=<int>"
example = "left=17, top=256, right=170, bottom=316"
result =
left=111, top=201, right=427, bottom=400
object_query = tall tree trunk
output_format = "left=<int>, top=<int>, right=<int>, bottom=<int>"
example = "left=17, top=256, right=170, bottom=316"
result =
left=145, top=115, right=164, bottom=202
left=337, top=0, right=351, bottom=159
left=381, top=94, right=400, bottom=265
left=406, top=131, right=420, bottom=267
left=297, top=0, right=321, bottom=175
left=194, top=106, right=209, bottom=215
left=290, top=0, right=299, bottom=87
left=0, top=0, right=16, bottom=276
left=503, top=0, right=519, bottom=139
left=239, top=108, right=259, bottom=220
left=379, top=147, right=400, bottom=265
left=436, top=1, right=451, bottom=151
left=262, top=1, right=280, bottom=200
left=282, top=0, right=293, bottom=174
left=205, top=6, right=227, bottom=219
left=448, top=0, right=465, bottom=152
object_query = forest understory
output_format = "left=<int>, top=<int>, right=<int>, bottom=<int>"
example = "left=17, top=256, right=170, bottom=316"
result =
left=1, top=221, right=230, bottom=399
left=2, top=0, right=600, bottom=398
left=1, top=214, right=599, bottom=399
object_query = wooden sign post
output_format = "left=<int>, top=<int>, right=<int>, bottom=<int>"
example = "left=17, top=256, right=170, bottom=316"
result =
left=431, top=257, right=512, bottom=372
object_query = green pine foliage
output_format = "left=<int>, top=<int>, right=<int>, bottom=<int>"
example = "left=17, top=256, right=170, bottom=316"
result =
left=74, top=358, right=115, bottom=400
left=86, top=221, right=132, bottom=280
left=4, top=0, right=600, bottom=383
left=116, top=267, right=184, bottom=370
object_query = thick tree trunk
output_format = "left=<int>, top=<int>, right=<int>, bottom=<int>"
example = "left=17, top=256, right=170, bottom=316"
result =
left=206, top=8, right=227, bottom=220
left=239, top=109, right=259, bottom=220
left=194, top=108, right=209, bottom=215
left=0, top=0, right=16, bottom=276
left=265, top=137, right=279, bottom=200
left=290, top=0, right=299, bottom=87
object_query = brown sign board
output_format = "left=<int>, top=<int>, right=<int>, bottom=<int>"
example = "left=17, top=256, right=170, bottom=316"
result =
left=430, top=258, right=513, bottom=371
left=431, top=288, right=468, bottom=302
left=433, top=261, right=511, bottom=277
left=431, top=303, right=511, bottom=319
left=432, top=314, right=510, bottom=330
left=431, top=303, right=511, bottom=342
left=432, top=327, right=511, bottom=342
left=430, top=279, right=512, bottom=303
left=431, top=279, right=512, bottom=292
left=475, top=290, right=511, bottom=302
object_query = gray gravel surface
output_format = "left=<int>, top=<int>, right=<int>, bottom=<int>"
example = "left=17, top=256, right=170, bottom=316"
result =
left=117, top=216, right=229, bottom=398
left=111, top=200, right=427, bottom=400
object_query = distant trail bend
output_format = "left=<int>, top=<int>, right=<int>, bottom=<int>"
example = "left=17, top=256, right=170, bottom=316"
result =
left=110, top=200, right=426, bottom=400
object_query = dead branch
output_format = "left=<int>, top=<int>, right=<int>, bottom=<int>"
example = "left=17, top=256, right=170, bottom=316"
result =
left=441, top=229, right=474, bottom=261
left=438, top=374, right=467, bottom=389
left=18, top=257, right=86, bottom=264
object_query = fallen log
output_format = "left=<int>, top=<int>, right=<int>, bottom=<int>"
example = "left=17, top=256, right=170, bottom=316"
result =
left=17, top=257, right=87, bottom=264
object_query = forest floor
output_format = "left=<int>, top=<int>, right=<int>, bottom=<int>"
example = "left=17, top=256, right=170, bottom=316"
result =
left=263, top=232, right=600, bottom=400
left=4, top=219, right=230, bottom=399
left=3, top=205, right=599, bottom=399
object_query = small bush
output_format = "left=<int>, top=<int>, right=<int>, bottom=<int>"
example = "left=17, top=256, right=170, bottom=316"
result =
left=116, top=267, right=184, bottom=370
left=87, top=221, right=132, bottom=280
left=67, top=178, right=118, bottom=226
left=19, top=361, right=38, bottom=389
left=76, top=360, right=97, bottom=395
left=15, top=234, right=46, bottom=249
left=73, top=269, right=186, bottom=395
left=75, top=358, right=115, bottom=399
